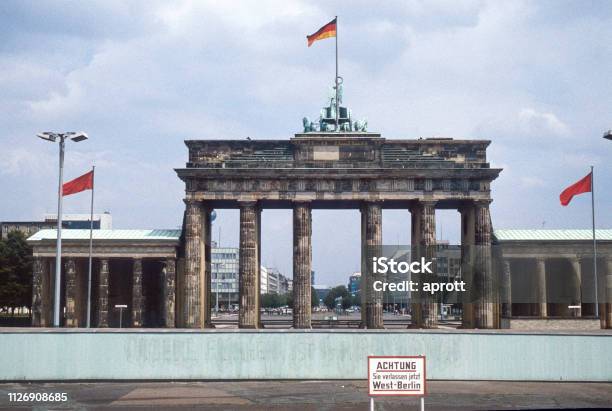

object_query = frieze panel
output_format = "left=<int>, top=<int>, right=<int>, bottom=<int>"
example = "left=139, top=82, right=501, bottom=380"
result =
left=442, top=179, right=451, bottom=191
left=376, top=180, right=392, bottom=191
left=188, top=177, right=484, bottom=194
left=414, top=179, right=424, bottom=191
left=450, top=179, right=463, bottom=191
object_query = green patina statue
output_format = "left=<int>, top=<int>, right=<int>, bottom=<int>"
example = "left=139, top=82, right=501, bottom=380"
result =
left=303, top=82, right=368, bottom=133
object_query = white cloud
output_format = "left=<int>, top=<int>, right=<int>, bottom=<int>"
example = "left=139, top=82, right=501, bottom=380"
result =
left=0, top=148, right=54, bottom=176
left=520, top=176, right=546, bottom=188
left=1, top=1, right=611, bottom=285
left=518, top=108, right=570, bottom=137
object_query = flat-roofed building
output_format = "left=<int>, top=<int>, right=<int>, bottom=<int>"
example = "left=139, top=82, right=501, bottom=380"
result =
left=494, top=229, right=612, bottom=328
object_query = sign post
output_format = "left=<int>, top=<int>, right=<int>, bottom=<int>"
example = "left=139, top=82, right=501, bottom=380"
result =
left=368, top=356, right=426, bottom=410
left=115, top=304, right=127, bottom=328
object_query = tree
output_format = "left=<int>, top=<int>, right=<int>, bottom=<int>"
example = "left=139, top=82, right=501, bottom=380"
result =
left=261, top=293, right=280, bottom=308
left=323, top=285, right=350, bottom=310
left=260, top=292, right=292, bottom=308
left=311, top=287, right=319, bottom=308
left=0, top=231, right=33, bottom=314
left=351, top=292, right=361, bottom=308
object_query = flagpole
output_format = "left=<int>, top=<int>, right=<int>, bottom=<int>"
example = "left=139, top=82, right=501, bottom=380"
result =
left=53, top=137, right=65, bottom=327
left=591, top=165, right=599, bottom=318
left=335, top=15, right=339, bottom=132
left=86, top=166, right=95, bottom=328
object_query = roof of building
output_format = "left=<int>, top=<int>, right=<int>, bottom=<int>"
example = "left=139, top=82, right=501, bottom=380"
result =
left=494, top=229, right=612, bottom=241
left=27, top=229, right=181, bottom=242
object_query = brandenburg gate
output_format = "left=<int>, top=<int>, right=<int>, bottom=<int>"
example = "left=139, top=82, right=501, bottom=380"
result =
left=175, top=129, right=502, bottom=329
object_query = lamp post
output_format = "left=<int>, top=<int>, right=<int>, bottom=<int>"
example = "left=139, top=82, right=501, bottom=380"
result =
left=213, top=262, right=224, bottom=313
left=36, top=132, right=89, bottom=327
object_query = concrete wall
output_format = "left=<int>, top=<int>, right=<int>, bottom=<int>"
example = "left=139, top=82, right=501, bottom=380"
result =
left=1, top=330, right=611, bottom=381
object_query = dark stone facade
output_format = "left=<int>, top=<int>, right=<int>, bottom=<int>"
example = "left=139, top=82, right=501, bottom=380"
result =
left=176, top=132, right=502, bottom=329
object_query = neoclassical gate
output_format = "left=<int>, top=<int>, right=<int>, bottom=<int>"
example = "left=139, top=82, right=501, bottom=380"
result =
left=175, top=132, right=502, bottom=329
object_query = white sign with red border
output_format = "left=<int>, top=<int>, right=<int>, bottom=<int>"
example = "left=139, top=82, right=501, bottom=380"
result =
left=368, top=356, right=426, bottom=396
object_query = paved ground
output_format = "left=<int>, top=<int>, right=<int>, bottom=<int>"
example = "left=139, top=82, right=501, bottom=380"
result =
left=0, top=381, right=611, bottom=410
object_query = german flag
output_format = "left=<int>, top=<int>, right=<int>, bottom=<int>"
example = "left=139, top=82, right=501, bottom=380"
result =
left=307, top=18, right=337, bottom=47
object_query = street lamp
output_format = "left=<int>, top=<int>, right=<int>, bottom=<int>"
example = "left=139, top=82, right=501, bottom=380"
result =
left=604, top=130, right=612, bottom=141
left=37, top=132, right=89, bottom=327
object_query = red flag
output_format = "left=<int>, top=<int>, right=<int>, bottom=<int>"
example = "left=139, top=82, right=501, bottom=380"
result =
left=62, top=170, right=93, bottom=197
left=560, top=172, right=591, bottom=206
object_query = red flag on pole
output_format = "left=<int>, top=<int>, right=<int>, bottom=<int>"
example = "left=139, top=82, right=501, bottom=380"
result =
left=559, top=172, right=592, bottom=206
left=62, top=170, right=94, bottom=196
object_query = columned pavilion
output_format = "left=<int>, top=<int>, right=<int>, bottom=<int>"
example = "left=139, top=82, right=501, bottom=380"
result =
left=28, top=229, right=179, bottom=328
left=494, top=229, right=612, bottom=328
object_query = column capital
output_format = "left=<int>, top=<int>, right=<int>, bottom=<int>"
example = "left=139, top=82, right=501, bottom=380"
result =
left=474, top=199, right=493, bottom=208
left=64, top=258, right=76, bottom=270
left=361, top=200, right=383, bottom=212
left=457, top=201, right=475, bottom=214
left=164, top=258, right=176, bottom=269
left=183, top=198, right=201, bottom=206
left=409, top=199, right=437, bottom=212
left=238, top=200, right=260, bottom=210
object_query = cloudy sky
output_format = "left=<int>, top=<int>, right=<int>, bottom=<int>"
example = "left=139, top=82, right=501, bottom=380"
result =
left=1, top=0, right=610, bottom=286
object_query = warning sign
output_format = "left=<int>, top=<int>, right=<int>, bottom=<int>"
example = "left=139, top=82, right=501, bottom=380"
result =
left=368, top=356, right=426, bottom=396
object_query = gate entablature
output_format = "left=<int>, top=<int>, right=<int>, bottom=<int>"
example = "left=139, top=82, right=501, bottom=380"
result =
left=176, top=133, right=500, bottom=206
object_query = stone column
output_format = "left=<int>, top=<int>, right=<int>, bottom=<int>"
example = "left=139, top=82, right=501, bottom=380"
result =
left=183, top=199, right=202, bottom=328
left=459, top=204, right=475, bottom=328
left=570, top=257, right=582, bottom=317
left=202, top=207, right=213, bottom=328
left=31, top=258, right=45, bottom=326
left=474, top=200, right=495, bottom=328
left=535, top=258, right=547, bottom=318
left=164, top=258, right=176, bottom=328
left=603, top=258, right=612, bottom=329
left=256, top=207, right=262, bottom=328
left=239, top=201, right=261, bottom=328
left=41, top=259, right=51, bottom=326
left=361, top=201, right=383, bottom=329
left=360, top=207, right=367, bottom=327
left=293, top=202, right=312, bottom=329
left=410, top=201, right=437, bottom=328
left=183, top=200, right=212, bottom=328
left=46, top=259, right=55, bottom=325
left=97, top=259, right=109, bottom=327
left=65, top=258, right=77, bottom=327
left=132, top=258, right=143, bottom=327
left=501, top=258, right=512, bottom=318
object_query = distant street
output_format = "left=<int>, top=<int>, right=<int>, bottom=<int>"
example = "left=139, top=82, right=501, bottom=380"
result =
left=211, top=311, right=463, bottom=329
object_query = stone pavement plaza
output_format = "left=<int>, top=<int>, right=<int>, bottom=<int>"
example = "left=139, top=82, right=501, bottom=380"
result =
left=0, top=381, right=611, bottom=410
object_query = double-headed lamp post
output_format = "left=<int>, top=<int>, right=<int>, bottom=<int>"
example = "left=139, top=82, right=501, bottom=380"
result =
left=36, top=132, right=89, bottom=327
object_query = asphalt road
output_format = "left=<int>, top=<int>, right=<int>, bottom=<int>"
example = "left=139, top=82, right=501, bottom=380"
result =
left=0, top=380, right=611, bottom=410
